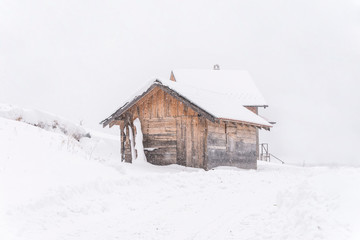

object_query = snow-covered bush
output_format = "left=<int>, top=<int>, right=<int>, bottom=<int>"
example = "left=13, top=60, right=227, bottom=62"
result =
left=0, top=104, right=90, bottom=141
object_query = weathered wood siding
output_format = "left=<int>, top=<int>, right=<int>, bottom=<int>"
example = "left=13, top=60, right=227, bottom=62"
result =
left=113, top=86, right=258, bottom=170
left=142, top=117, right=177, bottom=165
left=176, top=116, right=206, bottom=168
left=206, top=121, right=257, bottom=169
left=245, top=106, right=258, bottom=114
left=114, top=86, right=206, bottom=168
left=245, top=106, right=259, bottom=159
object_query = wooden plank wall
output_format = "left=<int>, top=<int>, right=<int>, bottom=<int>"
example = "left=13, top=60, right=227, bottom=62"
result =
left=113, top=86, right=258, bottom=170
left=206, top=120, right=257, bottom=169
left=245, top=106, right=258, bottom=114
left=245, top=106, right=260, bottom=159
left=143, top=117, right=177, bottom=165
left=176, top=116, right=206, bottom=168
left=114, top=86, right=206, bottom=168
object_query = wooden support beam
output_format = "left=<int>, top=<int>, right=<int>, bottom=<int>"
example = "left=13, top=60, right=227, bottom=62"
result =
left=119, top=121, right=125, bottom=162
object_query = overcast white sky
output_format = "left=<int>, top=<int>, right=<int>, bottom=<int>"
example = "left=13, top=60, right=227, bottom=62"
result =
left=1, top=0, right=359, bottom=166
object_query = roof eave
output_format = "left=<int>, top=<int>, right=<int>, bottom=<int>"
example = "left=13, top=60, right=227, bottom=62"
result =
left=243, top=105, right=269, bottom=108
left=99, top=82, right=161, bottom=128
left=100, top=80, right=272, bottom=130
left=99, top=80, right=218, bottom=127
left=218, top=118, right=272, bottom=130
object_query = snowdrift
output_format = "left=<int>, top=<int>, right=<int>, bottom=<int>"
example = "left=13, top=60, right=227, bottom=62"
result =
left=0, top=104, right=90, bottom=141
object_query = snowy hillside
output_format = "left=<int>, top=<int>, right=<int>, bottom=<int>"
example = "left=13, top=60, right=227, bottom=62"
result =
left=0, top=104, right=90, bottom=141
left=0, top=107, right=359, bottom=240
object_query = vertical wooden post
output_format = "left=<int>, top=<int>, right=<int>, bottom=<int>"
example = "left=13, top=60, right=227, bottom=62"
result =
left=203, top=119, right=208, bottom=170
left=129, top=119, right=137, bottom=160
left=125, top=122, right=131, bottom=163
left=255, top=107, right=259, bottom=160
left=123, top=112, right=137, bottom=163
left=225, top=122, right=228, bottom=151
left=120, top=120, right=126, bottom=162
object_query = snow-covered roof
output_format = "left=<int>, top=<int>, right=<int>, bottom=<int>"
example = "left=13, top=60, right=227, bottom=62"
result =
left=171, top=69, right=267, bottom=106
left=160, top=79, right=271, bottom=127
left=101, top=79, right=272, bottom=129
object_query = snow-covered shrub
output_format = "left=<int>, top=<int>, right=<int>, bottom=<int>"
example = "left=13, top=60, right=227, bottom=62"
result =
left=0, top=104, right=90, bottom=141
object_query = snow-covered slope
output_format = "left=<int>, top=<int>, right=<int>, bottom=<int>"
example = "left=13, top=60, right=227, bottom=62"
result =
left=0, top=108, right=359, bottom=240
left=0, top=104, right=90, bottom=141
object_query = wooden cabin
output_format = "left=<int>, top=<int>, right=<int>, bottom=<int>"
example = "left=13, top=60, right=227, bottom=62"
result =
left=101, top=67, right=272, bottom=170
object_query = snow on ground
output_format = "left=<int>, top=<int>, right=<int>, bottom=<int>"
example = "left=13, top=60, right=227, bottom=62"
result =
left=0, top=108, right=359, bottom=240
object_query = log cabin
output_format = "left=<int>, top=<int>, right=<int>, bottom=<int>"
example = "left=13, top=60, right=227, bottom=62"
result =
left=100, top=66, right=272, bottom=170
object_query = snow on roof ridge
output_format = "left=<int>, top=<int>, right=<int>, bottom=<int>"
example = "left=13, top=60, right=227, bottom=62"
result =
left=168, top=76, right=258, bottom=104
left=171, top=68, right=267, bottom=106
left=100, top=79, right=160, bottom=126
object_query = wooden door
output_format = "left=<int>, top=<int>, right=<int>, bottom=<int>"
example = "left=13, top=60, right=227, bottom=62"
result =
left=176, top=116, right=205, bottom=168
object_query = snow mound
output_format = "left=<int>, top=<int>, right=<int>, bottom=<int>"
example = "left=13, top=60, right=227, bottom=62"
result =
left=0, top=103, right=90, bottom=141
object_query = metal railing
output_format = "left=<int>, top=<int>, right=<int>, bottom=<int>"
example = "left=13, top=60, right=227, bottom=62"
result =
left=258, top=143, right=284, bottom=164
